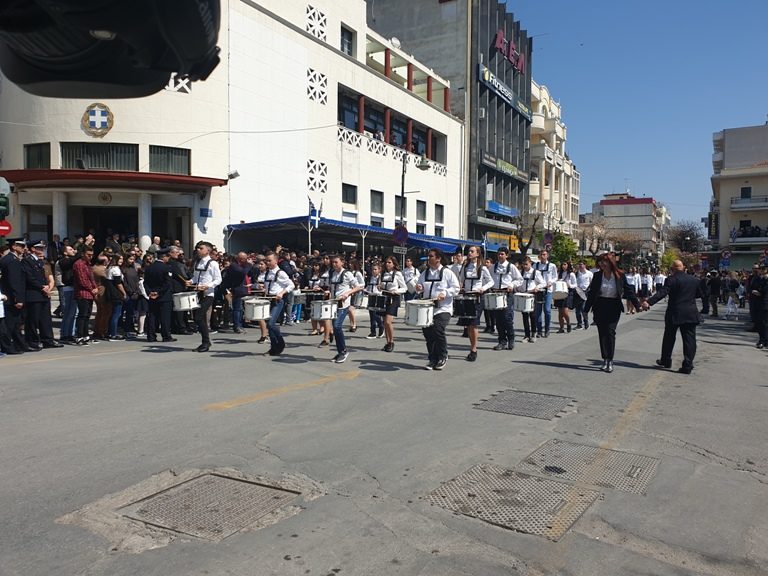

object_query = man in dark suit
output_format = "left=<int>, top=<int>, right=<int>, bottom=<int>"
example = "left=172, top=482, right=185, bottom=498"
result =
left=21, top=240, right=63, bottom=349
left=0, top=238, right=31, bottom=352
left=143, top=248, right=176, bottom=343
left=643, top=260, right=705, bottom=374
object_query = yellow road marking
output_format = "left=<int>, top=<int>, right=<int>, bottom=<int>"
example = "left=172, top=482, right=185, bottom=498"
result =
left=204, top=370, right=361, bottom=411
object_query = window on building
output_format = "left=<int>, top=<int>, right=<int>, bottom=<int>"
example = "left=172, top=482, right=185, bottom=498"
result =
left=416, top=223, right=426, bottom=235
left=338, top=93, right=358, bottom=130
left=740, top=186, right=752, bottom=199
left=61, top=142, right=139, bottom=171
left=435, top=203, right=444, bottom=224
left=435, top=225, right=444, bottom=237
left=364, top=106, right=385, bottom=136
left=24, top=143, right=50, bottom=169
left=340, top=25, right=355, bottom=57
left=370, top=216, right=384, bottom=228
left=739, top=219, right=751, bottom=229
left=395, top=195, right=407, bottom=223
left=412, top=127, right=427, bottom=156
left=342, top=183, right=357, bottom=205
left=390, top=118, right=407, bottom=148
left=371, top=190, right=384, bottom=214
left=417, top=200, right=427, bottom=221
left=342, top=211, right=357, bottom=224
left=149, top=145, right=191, bottom=175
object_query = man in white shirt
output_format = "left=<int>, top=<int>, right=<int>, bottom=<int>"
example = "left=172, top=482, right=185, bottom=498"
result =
left=326, top=254, right=362, bottom=363
left=188, top=241, right=222, bottom=352
left=262, top=250, right=295, bottom=356
left=416, top=248, right=460, bottom=370
left=533, top=249, right=558, bottom=337
left=574, top=260, right=593, bottom=329
left=490, top=247, right=523, bottom=350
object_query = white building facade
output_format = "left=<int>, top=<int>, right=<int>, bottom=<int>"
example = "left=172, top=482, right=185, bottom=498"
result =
left=0, top=0, right=462, bottom=250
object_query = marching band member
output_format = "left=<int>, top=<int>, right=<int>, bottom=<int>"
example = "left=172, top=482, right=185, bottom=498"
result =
left=346, top=258, right=364, bottom=333
left=325, top=254, right=362, bottom=363
left=253, top=258, right=269, bottom=344
left=574, top=261, right=593, bottom=329
left=482, top=257, right=496, bottom=334
left=187, top=241, right=222, bottom=352
left=402, top=256, right=418, bottom=302
left=533, top=249, right=558, bottom=338
left=262, top=251, right=294, bottom=356
left=490, top=247, right=523, bottom=350
left=555, top=261, right=577, bottom=333
left=520, top=257, right=545, bottom=343
left=319, top=257, right=333, bottom=347
left=378, top=256, right=407, bottom=352
left=365, top=261, right=384, bottom=339
left=458, top=246, right=494, bottom=361
left=583, top=254, right=642, bottom=373
left=306, top=259, right=325, bottom=338
left=416, top=248, right=460, bottom=370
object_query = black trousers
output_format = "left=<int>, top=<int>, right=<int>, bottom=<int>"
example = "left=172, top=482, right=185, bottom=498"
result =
left=0, top=317, right=15, bottom=352
left=25, top=300, right=55, bottom=345
left=660, top=321, right=697, bottom=369
left=422, top=311, right=450, bottom=364
left=593, top=297, right=623, bottom=361
left=521, top=311, right=535, bottom=338
left=146, top=299, right=172, bottom=341
left=194, top=295, right=214, bottom=345
left=5, top=303, right=26, bottom=350
left=76, top=299, right=94, bottom=340
left=756, top=309, right=768, bottom=346
left=495, top=294, right=515, bottom=346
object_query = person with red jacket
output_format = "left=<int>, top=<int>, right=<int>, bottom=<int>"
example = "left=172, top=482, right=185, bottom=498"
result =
left=72, top=246, right=99, bottom=345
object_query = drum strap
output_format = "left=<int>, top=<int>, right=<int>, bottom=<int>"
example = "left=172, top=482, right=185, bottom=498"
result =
left=495, top=262, right=510, bottom=289
left=424, top=267, right=444, bottom=299
left=382, top=272, right=394, bottom=290
left=331, top=269, right=351, bottom=298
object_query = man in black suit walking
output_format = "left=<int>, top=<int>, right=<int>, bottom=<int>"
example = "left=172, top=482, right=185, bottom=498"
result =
left=643, top=260, right=704, bottom=374
left=143, top=248, right=176, bottom=343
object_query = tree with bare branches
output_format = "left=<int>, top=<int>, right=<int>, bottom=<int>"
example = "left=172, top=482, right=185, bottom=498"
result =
left=512, top=212, right=541, bottom=258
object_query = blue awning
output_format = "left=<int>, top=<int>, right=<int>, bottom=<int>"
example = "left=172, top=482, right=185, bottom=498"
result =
left=226, top=215, right=480, bottom=253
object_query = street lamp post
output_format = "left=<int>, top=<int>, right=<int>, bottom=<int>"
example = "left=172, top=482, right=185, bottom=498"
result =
left=398, top=150, right=430, bottom=263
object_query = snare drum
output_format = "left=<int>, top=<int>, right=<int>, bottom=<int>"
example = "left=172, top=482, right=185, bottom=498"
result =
left=311, top=299, right=338, bottom=321
left=406, top=276, right=418, bottom=294
left=243, top=298, right=271, bottom=321
left=553, top=280, right=569, bottom=300
left=453, top=294, right=480, bottom=319
left=405, top=299, right=435, bottom=327
left=513, top=293, right=535, bottom=313
left=172, top=291, right=200, bottom=312
left=368, top=293, right=392, bottom=313
left=351, top=291, right=369, bottom=309
left=483, top=290, right=508, bottom=311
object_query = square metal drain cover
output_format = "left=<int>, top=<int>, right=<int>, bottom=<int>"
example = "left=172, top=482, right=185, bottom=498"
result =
left=121, top=474, right=299, bottom=541
left=428, top=464, right=599, bottom=541
left=474, top=389, right=575, bottom=420
left=517, top=439, right=660, bottom=495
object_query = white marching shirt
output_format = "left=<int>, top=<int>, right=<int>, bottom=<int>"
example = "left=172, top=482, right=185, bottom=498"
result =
left=417, top=265, right=460, bottom=315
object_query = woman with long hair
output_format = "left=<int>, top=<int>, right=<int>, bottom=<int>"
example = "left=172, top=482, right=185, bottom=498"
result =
left=583, top=254, right=642, bottom=372
left=306, top=259, right=325, bottom=336
left=457, top=245, right=494, bottom=361
left=346, top=258, right=364, bottom=333
left=378, top=255, right=407, bottom=352
left=555, top=261, right=577, bottom=333
left=106, top=253, right=127, bottom=340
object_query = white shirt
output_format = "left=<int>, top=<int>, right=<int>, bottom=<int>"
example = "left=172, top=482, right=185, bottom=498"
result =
left=380, top=270, right=407, bottom=295
left=599, top=274, right=619, bottom=298
left=654, top=273, right=667, bottom=286
left=491, top=260, right=523, bottom=291
left=559, top=270, right=577, bottom=289
left=329, top=267, right=361, bottom=309
left=402, top=265, right=417, bottom=284
left=521, top=269, right=546, bottom=293
left=366, top=273, right=382, bottom=295
left=459, top=261, right=494, bottom=293
left=576, top=269, right=593, bottom=291
left=625, top=273, right=641, bottom=291
left=264, top=266, right=294, bottom=298
left=191, top=256, right=222, bottom=297
left=534, top=261, right=558, bottom=292
left=417, top=265, right=460, bottom=315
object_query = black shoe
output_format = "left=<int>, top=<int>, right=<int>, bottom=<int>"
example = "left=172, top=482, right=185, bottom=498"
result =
left=606, top=360, right=614, bottom=373
left=567, top=325, right=572, bottom=333
left=544, top=331, right=550, bottom=338
left=466, top=350, right=477, bottom=362
left=584, top=324, right=589, bottom=330
left=757, top=342, right=765, bottom=349
left=557, top=328, right=565, bottom=334
left=43, top=341, right=64, bottom=348
left=434, top=358, right=446, bottom=370
left=462, top=328, right=469, bottom=338
left=146, top=338, right=158, bottom=343
left=493, top=342, right=507, bottom=351
left=678, top=366, right=692, bottom=374
left=162, top=337, right=178, bottom=343
left=600, top=360, right=608, bottom=371
left=195, top=344, right=210, bottom=352
left=424, top=362, right=435, bottom=370
left=377, top=328, right=385, bottom=338
left=4, top=349, right=22, bottom=355
left=233, top=328, right=244, bottom=334
left=26, top=343, right=42, bottom=351
left=383, top=342, right=394, bottom=352
left=655, top=359, right=672, bottom=369
left=258, top=336, right=268, bottom=344
left=536, top=332, right=543, bottom=338
left=365, top=332, right=377, bottom=339
left=576, top=324, right=583, bottom=329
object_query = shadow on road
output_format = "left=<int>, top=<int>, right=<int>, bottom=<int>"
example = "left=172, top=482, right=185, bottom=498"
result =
left=354, top=358, right=422, bottom=371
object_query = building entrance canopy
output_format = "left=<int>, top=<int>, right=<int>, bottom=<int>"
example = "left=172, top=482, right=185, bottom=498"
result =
left=226, top=215, right=479, bottom=259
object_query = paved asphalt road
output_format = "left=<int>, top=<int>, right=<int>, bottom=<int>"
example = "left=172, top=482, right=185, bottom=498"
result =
left=1, top=304, right=767, bottom=576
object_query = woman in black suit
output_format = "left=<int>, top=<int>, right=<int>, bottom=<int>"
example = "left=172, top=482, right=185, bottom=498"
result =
left=583, top=254, right=641, bottom=372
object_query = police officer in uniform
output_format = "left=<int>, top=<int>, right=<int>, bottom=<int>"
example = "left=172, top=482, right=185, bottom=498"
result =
left=21, top=240, right=62, bottom=349
left=143, top=247, right=176, bottom=343
left=0, top=238, right=32, bottom=352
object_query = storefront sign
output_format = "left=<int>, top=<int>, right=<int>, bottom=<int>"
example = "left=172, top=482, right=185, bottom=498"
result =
left=200, top=208, right=213, bottom=218
left=486, top=231, right=519, bottom=252
left=480, top=150, right=528, bottom=182
left=478, top=65, right=531, bottom=120
left=486, top=201, right=518, bottom=218
left=495, top=158, right=517, bottom=178
left=493, top=29, right=526, bottom=74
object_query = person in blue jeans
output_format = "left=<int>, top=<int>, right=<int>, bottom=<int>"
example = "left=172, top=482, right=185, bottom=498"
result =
left=107, top=254, right=127, bottom=340
left=326, top=254, right=362, bottom=363
left=263, top=251, right=295, bottom=356
left=533, top=249, right=557, bottom=338
left=57, top=245, right=78, bottom=342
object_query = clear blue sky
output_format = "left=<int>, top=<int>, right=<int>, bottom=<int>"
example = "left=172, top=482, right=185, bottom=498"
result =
left=508, top=0, right=768, bottom=224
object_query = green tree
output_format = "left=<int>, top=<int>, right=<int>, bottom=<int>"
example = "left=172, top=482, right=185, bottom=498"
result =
left=550, top=231, right=578, bottom=264
left=660, top=248, right=680, bottom=271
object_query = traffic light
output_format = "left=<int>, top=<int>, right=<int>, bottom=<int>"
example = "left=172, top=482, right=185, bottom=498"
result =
left=0, top=193, right=8, bottom=219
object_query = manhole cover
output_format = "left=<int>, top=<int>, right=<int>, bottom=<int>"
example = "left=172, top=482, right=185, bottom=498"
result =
left=120, top=474, right=299, bottom=541
left=474, top=389, right=575, bottom=420
left=517, top=440, right=660, bottom=495
left=428, top=464, right=599, bottom=541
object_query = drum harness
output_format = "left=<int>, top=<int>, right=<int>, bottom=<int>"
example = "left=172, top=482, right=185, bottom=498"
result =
left=494, top=261, right=512, bottom=290
left=330, top=269, right=353, bottom=301
left=423, top=266, right=445, bottom=304
left=191, top=257, right=215, bottom=302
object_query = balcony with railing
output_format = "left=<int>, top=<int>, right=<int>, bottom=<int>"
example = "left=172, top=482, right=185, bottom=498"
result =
left=530, top=142, right=554, bottom=164
left=731, top=195, right=768, bottom=210
left=713, top=131, right=724, bottom=151
left=531, top=112, right=546, bottom=134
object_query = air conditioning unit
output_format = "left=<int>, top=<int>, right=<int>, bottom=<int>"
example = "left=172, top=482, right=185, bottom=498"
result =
left=478, top=107, right=486, bottom=120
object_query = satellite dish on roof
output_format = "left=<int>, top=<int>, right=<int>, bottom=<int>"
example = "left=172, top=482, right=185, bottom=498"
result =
left=391, top=37, right=401, bottom=49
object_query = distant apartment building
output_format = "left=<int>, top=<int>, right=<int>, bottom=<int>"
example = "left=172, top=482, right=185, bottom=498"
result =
left=366, top=0, right=533, bottom=249
left=708, top=123, right=768, bottom=269
left=588, top=193, right=666, bottom=257
left=529, top=80, right=580, bottom=236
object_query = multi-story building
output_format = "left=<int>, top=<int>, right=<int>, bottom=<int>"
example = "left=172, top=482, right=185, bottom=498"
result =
left=708, top=123, right=768, bottom=269
left=590, top=193, right=665, bottom=256
left=529, top=80, right=580, bottom=236
left=366, top=0, right=533, bottom=249
left=0, top=0, right=463, bottom=251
